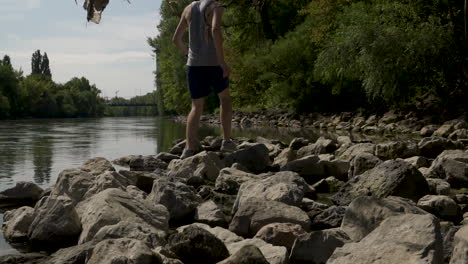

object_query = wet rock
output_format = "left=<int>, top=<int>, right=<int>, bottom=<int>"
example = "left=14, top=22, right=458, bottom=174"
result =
left=289, top=228, right=350, bottom=264
left=332, top=160, right=429, bottom=206
left=86, top=238, right=161, bottom=264
left=0, top=181, right=44, bottom=208
left=340, top=196, right=427, bottom=241
left=375, top=141, right=419, bottom=160
left=417, top=195, right=462, bottom=222
left=226, top=238, right=288, bottom=264
left=348, top=153, right=382, bottom=179
left=426, top=149, right=468, bottom=188
left=28, top=195, right=82, bottom=249
left=418, top=136, right=461, bottom=158
left=77, top=188, right=169, bottom=244
left=2, top=206, right=35, bottom=242
left=214, top=167, right=262, bottom=195
left=167, top=225, right=229, bottom=264
left=254, top=223, right=306, bottom=251
left=229, top=198, right=311, bottom=238
left=195, top=200, right=226, bottom=226
left=129, top=155, right=168, bottom=171
left=93, top=221, right=166, bottom=248
left=224, top=144, right=271, bottom=173
left=146, top=178, right=201, bottom=225
left=327, top=214, right=443, bottom=264
left=232, top=171, right=311, bottom=213
left=311, top=206, right=346, bottom=230
left=426, top=178, right=451, bottom=195
left=218, top=244, right=269, bottom=264
left=168, top=151, right=224, bottom=182
left=450, top=225, right=468, bottom=264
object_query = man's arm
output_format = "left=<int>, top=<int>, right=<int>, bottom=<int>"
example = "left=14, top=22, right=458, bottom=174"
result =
left=172, top=6, right=189, bottom=56
left=211, top=4, right=230, bottom=77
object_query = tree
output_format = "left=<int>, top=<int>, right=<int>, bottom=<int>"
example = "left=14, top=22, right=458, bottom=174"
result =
left=41, top=52, right=52, bottom=79
left=2, top=55, right=12, bottom=68
left=31, top=50, right=42, bottom=75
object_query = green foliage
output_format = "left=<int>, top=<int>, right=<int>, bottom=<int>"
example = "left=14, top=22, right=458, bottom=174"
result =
left=150, top=0, right=467, bottom=114
left=31, top=50, right=52, bottom=79
left=0, top=53, right=105, bottom=119
left=105, top=91, right=158, bottom=117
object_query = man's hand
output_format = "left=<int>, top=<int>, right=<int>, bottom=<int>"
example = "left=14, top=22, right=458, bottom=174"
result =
left=220, top=62, right=231, bottom=78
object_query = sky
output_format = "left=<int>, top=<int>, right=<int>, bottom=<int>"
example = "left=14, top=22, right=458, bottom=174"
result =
left=0, top=0, right=163, bottom=99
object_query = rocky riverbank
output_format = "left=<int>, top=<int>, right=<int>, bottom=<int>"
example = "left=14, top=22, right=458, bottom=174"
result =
left=1, top=114, right=468, bottom=263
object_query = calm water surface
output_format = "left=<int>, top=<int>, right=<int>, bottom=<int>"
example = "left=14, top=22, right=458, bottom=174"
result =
left=0, top=116, right=327, bottom=255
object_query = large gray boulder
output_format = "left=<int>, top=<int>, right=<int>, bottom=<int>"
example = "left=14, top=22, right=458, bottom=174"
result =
left=76, top=188, right=169, bottom=244
left=337, top=143, right=376, bottom=161
left=273, top=148, right=297, bottom=168
left=340, top=196, right=427, bottom=241
left=347, top=153, right=382, bottom=179
left=167, top=225, right=229, bottom=264
left=2, top=206, right=35, bottom=242
left=86, top=238, right=161, bottom=264
left=146, top=178, right=201, bottom=224
left=80, top=157, right=116, bottom=176
left=218, top=244, right=269, bottom=264
left=297, top=137, right=337, bottom=158
left=93, top=221, right=166, bottom=248
left=280, top=155, right=327, bottom=183
left=52, top=168, right=131, bottom=204
left=254, top=223, right=307, bottom=251
left=195, top=200, right=226, bottom=226
left=226, top=238, right=288, bottom=264
left=427, top=150, right=468, bottom=188
left=214, top=167, right=263, bottom=195
left=289, top=228, right=350, bottom=264
left=167, top=151, right=224, bottom=181
left=229, top=198, right=311, bottom=238
left=327, top=214, right=443, bottom=264
left=28, top=195, right=82, bottom=248
left=418, top=136, right=461, bottom=158
left=417, top=195, right=462, bottom=222
left=48, top=242, right=95, bottom=264
left=375, top=141, right=419, bottom=160
left=232, top=171, right=311, bottom=213
left=0, top=181, right=44, bottom=207
left=331, top=160, right=429, bottom=206
left=223, top=144, right=271, bottom=173
left=450, top=225, right=468, bottom=264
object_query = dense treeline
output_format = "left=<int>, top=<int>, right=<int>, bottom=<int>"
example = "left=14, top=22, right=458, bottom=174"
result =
left=105, top=91, right=158, bottom=116
left=149, top=0, right=468, bottom=116
left=0, top=50, right=105, bottom=118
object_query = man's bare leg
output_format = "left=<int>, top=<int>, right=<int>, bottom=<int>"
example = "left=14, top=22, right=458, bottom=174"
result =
left=186, top=98, right=204, bottom=150
left=218, top=88, right=232, bottom=140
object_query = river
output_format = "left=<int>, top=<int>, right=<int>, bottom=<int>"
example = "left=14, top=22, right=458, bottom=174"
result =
left=0, top=116, right=327, bottom=255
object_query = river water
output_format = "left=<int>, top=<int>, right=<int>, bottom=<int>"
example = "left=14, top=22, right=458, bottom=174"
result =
left=0, top=116, right=328, bottom=255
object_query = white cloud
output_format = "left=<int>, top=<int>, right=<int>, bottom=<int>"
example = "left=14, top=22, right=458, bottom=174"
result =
left=27, top=0, right=41, bottom=9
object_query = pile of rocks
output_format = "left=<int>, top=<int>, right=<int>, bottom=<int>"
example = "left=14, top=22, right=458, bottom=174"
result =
left=1, top=132, right=468, bottom=263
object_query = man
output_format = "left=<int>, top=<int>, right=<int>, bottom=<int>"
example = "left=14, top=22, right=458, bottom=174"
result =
left=173, top=0, right=236, bottom=159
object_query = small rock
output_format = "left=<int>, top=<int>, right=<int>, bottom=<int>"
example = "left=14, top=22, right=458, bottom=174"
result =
left=218, top=244, right=269, bottom=264
left=0, top=181, right=44, bottom=208
left=195, top=200, right=226, bottom=226
left=417, top=195, right=462, bottom=222
left=426, top=178, right=451, bottom=195
left=254, top=223, right=306, bottom=250
left=86, top=238, right=160, bottom=264
left=311, top=206, right=346, bottom=230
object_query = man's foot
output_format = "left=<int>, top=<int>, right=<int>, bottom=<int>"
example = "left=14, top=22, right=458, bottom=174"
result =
left=180, top=148, right=195, bottom=159
left=220, top=139, right=237, bottom=152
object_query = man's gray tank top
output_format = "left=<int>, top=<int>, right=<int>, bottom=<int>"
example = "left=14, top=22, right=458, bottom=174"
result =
left=187, top=0, right=219, bottom=66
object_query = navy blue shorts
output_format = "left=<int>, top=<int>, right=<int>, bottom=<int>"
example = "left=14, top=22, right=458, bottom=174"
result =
left=187, top=66, right=229, bottom=99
